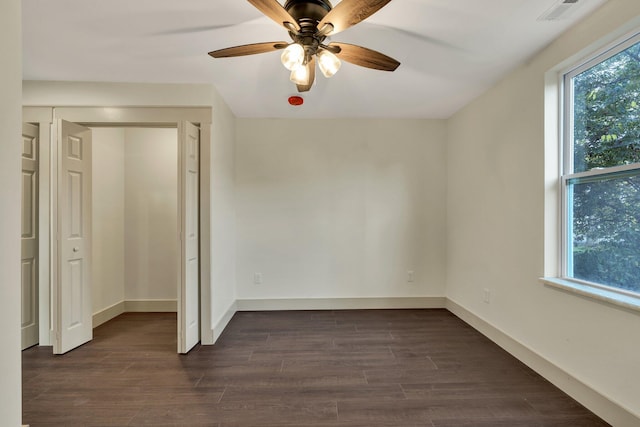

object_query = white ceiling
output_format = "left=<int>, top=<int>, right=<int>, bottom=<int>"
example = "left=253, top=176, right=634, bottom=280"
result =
left=22, top=0, right=607, bottom=118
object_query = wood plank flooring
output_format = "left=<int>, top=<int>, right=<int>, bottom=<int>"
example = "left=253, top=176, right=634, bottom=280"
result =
left=22, top=310, right=609, bottom=426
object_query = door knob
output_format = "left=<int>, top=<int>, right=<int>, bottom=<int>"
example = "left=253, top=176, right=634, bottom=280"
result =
left=73, top=247, right=79, bottom=252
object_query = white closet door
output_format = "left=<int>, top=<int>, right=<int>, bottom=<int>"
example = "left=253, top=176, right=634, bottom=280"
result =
left=21, top=123, right=39, bottom=350
left=178, top=121, right=200, bottom=354
left=54, top=120, right=93, bottom=354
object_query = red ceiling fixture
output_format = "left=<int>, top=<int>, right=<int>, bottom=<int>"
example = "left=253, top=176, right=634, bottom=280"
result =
left=288, top=95, right=304, bottom=106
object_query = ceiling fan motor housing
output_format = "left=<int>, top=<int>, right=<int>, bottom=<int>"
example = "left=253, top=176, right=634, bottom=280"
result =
left=284, top=0, right=332, bottom=26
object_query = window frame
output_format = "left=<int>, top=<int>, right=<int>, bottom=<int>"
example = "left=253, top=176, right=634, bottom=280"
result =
left=560, top=31, right=640, bottom=298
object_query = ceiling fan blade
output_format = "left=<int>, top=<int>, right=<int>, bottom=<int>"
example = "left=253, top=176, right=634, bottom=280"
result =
left=317, top=0, right=393, bottom=36
left=297, top=57, right=316, bottom=93
left=152, top=24, right=237, bottom=36
left=247, top=0, right=300, bottom=32
left=208, top=41, right=288, bottom=58
left=330, top=42, right=400, bottom=71
left=356, top=22, right=467, bottom=53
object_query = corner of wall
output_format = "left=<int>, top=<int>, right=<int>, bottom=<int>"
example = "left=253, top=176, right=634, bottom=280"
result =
left=212, top=300, right=238, bottom=343
left=93, top=301, right=126, bottom=328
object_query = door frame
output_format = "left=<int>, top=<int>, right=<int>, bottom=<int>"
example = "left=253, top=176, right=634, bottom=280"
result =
left=22, top=106, right=214, bottom=347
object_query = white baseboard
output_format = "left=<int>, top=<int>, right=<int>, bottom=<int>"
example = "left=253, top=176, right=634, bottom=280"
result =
left=201, top=322, right=215, bottom=346
left=445, top=298, right=640, bottom=427
left=124, top=299, right=177, bottom=312
left=236, top=297, right=446, bottom=311
left=92, top=301, right=125, bottom=327
left=212, top=300, right=238, bottom=344
left=92, top=300, right=177, bottom=327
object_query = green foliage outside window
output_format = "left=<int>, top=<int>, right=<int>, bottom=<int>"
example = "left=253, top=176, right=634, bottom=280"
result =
left=569, top=38, right=640, bottom=293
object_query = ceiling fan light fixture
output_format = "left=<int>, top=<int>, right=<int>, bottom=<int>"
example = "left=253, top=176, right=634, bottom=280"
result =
left=317, top=49, right=341, bottom=78
left=281, top=43, right=305, bottom=70
left=290, top=63, right=310, bottom=85
left=208, top=0, right=401, bottom=93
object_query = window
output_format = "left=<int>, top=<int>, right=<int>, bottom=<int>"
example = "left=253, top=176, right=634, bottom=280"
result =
left=562, top=33, right=640, bottom=296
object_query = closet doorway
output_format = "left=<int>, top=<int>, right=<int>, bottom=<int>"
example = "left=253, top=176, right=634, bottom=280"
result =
left=92, top=126, right=180, bottom=345
left=22, top=107, right=212, bottom=355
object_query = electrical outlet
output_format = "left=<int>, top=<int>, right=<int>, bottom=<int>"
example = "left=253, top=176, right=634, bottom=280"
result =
left=483, top=288, right=491, bottom=304
left=407, top=270, right=415, bottom=283
left=254, top=272, right=263, bottom=285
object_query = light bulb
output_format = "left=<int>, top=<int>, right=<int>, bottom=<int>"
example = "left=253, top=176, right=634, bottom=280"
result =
left=317, top=49, right=341, bottom=78
left=290, top=63, right=310, bottom=85
left=281, top=43, right=305, bottom=71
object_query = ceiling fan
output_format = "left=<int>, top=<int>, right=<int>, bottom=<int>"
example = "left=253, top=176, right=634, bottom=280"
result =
left=208, top=0, right=400, bottom=93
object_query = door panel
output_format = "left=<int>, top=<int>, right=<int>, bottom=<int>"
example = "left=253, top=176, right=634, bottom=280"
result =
left=54, top=120, right=92, bottom=354
left=21, top=123, right=39, bottom=350
left=178, top=121, right=200, bottom=354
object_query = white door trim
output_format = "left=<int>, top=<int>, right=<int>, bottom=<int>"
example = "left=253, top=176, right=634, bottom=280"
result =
left=54, top=107, right=211, bottom=126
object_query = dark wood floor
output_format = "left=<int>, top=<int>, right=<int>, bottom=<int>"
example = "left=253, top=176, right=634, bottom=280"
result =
left=22, top=310, right=609, bottom=426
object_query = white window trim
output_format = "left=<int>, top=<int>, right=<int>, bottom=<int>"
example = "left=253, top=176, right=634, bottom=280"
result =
left=541, top=29, right=640, bottom=312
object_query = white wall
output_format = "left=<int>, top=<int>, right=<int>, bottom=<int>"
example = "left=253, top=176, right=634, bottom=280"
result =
left=1, top=0, right=22, bottom=424
left=92, top=127, right=177, bottom=311
left=22, top=82, right=219, bottom=107
left=446, top=0, right=640, bottom=422
left=92, top=128, right=126, bottom=313
left=235, top=119, right=446, bottom=301
left=124, top=128, right=178, bottom=301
